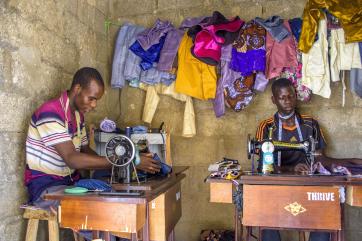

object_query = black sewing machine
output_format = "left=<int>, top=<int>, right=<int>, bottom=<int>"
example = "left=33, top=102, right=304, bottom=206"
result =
left=247, top=134, right=318, bottom=174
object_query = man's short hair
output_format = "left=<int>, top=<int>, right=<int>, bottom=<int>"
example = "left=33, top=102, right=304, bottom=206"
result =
left=271, top=78, right=294, bottom=96
left=70, top=67, right=104, bottom=90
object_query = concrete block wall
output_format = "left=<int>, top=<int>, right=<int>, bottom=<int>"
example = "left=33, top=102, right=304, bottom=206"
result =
left=0, top=0, right=361, bottom=241
left=0, top=0, right=114, bottom=240
left=109, top=0, right=362, bottom=241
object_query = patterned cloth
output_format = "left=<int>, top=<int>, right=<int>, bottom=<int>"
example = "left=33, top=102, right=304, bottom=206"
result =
left=230, top=20, right=266, bottom=76
left=224, top=74, right=255, bottom=111
left=281, top=50, right=312, bottom=102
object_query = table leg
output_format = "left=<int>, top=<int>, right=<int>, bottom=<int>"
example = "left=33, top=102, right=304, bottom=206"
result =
left=235, top=206, right=242, bottom=241
left=246, top=227, right=252, bottom=241
left=167, top=229, right=175, bottom=241
left=131, top=233, right=138, bottom=241
left=92, top=231, right=99, bottom=239
left=103, top=231, right=111, bottom=241
left=298, top=231, right=305, bottom=241
left=142, top=202, right=150, bottom=241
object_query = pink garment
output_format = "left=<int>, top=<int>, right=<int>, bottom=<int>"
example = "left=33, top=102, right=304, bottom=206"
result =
left=193, top=18, right=244, bottom=64
left=265, top=20, right=298, bottom=80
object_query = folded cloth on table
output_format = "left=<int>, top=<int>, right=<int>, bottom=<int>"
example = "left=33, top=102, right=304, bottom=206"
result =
left=75, top=179, right=112, bottom=192
left=131, top=125, right=148, bottom=134
left=208, top=157, right=240, bottom=172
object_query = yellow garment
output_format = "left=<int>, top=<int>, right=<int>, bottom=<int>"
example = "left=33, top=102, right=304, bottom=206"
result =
left=140, top=82, right=196, bottom=138
left=175, top=33, right=217, bottom=100
left=299, top=0, right=362, bottom=53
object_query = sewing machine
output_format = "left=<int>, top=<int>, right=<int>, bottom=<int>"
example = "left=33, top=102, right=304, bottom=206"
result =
left=247, top=134, right=317, bottom=174
left=94, top=130, right=169, bottom=184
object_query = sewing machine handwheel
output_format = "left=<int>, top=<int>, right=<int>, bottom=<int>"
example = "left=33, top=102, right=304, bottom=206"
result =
left=105, top=134, right=135, bottom=167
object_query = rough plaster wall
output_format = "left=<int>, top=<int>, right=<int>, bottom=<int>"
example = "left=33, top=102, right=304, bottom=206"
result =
left=109, top=0, right=362, bottom=241
left=0, top=0, right=115, bottom=240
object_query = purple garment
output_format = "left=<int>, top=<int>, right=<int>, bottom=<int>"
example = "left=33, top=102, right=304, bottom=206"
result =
left=254, top=72, right=268, bottom=92
left=157, top=17, right=206, bottom=72
left=230, top=49, right=266, bottom=76
left=230, top=20, right=266, bottom=76
left=213, top=45, right=242, bottom=117
left=136, top=19, right=173, bottom=50
left=157, top=29, right=184, bottom=72
left=25, top=167, right=78, bottom=203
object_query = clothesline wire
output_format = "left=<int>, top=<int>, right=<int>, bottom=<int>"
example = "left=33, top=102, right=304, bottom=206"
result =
left=104, top=19, right=122, bottom=35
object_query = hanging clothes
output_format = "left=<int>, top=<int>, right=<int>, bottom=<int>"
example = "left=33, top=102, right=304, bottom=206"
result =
left=265, top=20, right=298, bottom=80
left=224, top=74, right=256, bottom=112
left=330, top=28, right=362, bottom=82
left=129, top=35, right=166, bottom=71
left=230, top=20, right=266, bottom=77
left=301, top=18, right=331, bottom=98
left=111, top=23, right=176, bottom=88
left=175, top=33, right=217, bottom=100
left=288, top=18, right=318, bottom=43
left=136, top=19, right=173, bottom=50
left=255, top=16, right=290, bottom=43
left=157, top=17, right=206, bottom=72
left=350, top=69, right=362, bottom=98
left=140, top=82, right=196, bottom=138
left=111, top=23, right=145, bottom=88
left=190, top=14, right=244, bottom=65
left=299, top=0, right=362, bottom=53
left=213, top=45, right=242, bottom=117
left=281, top=50, right=312, bottom=102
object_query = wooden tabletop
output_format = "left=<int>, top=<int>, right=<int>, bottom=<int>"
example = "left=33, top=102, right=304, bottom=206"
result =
left=207, top=173, right=362, bottom=186
left=45, top=166, right=188, bottom=204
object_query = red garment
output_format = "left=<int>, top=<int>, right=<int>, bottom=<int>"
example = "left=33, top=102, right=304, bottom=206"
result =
left=192, top=17, right=244, bottom=65
left=265, top=20, right=298, bottom=80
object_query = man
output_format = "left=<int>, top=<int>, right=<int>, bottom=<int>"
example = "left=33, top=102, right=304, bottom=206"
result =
left=255, top=78, right=362, bottom=241
left=25, top=67, right=160, bottom=210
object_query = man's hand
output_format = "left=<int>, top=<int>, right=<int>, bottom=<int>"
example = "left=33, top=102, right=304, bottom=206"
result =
left=136, top=153, right=161, bottom=174
left=294, top=163, right=310, bottom=173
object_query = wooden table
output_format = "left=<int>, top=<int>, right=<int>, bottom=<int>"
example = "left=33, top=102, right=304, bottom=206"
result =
left=208, top=174, right=362, bottom=241
left=46, top=166, right=188, bottom=241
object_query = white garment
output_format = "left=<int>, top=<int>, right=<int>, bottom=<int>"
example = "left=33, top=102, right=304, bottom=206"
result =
left=330, top=28, right=362, bottom=82
left=140, top=83, right=196, bottom=138
left=301, top=18, right=331, bottom=98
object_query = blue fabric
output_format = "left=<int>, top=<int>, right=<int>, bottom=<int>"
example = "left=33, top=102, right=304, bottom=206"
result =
left=110, top=23, right=175, bottom=88
left=288, top=18, right=302, bottom=42
left=255, top=16, right=290, bottom=42
left=140, top=67, right=176, bottom=86
left=262, top=229, right=330, bottom=241
left=111, top=23, right=145, bottom=88
left=289, top=18, right=318, bottom=43
left=359, top=42, right=362, bottom=63
left=75, top=179, right=112, bottom=192
left=131, top=125, right=148, bottom=134
left=129, top=35, right=166, bottom=71
left=152, top=153, right=172, bottom=176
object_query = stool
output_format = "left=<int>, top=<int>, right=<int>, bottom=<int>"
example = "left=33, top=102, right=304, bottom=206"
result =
left=23, top=207, right=59, bottom=241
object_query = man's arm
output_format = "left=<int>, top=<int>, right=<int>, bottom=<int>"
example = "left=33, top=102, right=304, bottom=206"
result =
left=80, top=144, right=161, bottom=173
left=294, top=150, right=362, bottom=173
left=316, top=150, right=362, bottom=169
left=54, top=141, right=111, bottom=170
left=81, top=145, right=98, bottom=155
